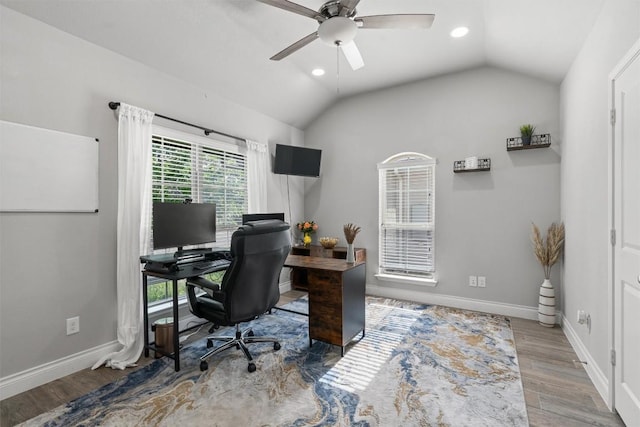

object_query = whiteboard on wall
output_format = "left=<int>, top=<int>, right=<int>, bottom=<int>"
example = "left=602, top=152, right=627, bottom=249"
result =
left=0, top=120, right=99, bottom=212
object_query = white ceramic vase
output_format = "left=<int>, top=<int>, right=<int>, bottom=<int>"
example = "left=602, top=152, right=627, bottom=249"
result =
left=346, top=243, right=355, bottom=263
left=538, top=279, right=556, bottom=327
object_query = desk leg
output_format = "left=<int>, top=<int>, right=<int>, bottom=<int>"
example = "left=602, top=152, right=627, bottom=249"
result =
left=172, top=279, right=180, bottom=371
left=142, top=273, right=149, bottom=358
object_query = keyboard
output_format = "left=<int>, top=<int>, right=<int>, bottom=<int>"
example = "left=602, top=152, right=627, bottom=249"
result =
left=192, top=259, right=230, bottom=271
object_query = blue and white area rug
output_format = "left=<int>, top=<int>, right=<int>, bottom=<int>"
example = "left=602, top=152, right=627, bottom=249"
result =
left=21, top=297, right=528, bottom=426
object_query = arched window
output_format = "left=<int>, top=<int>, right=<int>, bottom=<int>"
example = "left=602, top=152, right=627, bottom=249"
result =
left=377, top=152, right=436, bottom=279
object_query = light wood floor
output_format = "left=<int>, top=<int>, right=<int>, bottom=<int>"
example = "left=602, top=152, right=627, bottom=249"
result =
left=0, top=291, right=625, bottom=426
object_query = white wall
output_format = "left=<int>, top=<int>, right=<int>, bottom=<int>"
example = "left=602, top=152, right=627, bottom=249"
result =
left=304, top=67, right=561, bottom=312
left=559, top=0, right=640, bottom=398
left=0, top=6, right=303, bottom=381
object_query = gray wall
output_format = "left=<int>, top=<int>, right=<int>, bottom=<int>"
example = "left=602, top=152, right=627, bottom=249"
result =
left=0, top=6, right=303, bottom=378
left=559, top=0, right=640, bottom=382
left=304, top=67, right=561, bottom=308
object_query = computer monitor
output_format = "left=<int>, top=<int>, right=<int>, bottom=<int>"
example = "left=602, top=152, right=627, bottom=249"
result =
left=152, top=202, right=217, bottom=254
left=242, top=212, right=285, bottom=224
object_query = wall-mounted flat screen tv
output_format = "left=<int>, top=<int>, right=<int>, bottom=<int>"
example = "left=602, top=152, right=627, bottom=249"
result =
left=152, top=202, right=216, bottom=251
left=274, top=144, right=322, bottom=177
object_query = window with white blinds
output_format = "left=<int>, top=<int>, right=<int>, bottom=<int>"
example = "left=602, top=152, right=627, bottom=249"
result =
left=378, top=153, right=435, bottom=277
left=151, top=130, right=247, bottom=249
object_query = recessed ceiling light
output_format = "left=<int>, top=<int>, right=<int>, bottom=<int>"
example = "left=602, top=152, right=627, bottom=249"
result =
left=450, top=27, right=469, bottom=38
left=312, top=68, right=325, bottom=76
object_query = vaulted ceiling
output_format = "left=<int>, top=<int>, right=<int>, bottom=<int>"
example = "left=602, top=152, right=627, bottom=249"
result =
left=1, top=0, right=604, bottom=128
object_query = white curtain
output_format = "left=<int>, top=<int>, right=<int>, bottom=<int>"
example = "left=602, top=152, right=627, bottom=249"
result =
left=93, top=103, right=154, bottom=370
left=246, top=140, right=269, bottom=213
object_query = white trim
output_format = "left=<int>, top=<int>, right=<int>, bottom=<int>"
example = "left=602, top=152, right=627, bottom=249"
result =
left=606, top=36, right=640, bottom=411
left=279, top=279, right=292, bottom=294
left=0, top=341, right=121, bottom=400
left=378, top=152, right=436, bottom=168
left=366, top=283, right=541, bottom=320
left=374, top=273, right=438, bottom=287
left=562, top=313, right=611, bottom=410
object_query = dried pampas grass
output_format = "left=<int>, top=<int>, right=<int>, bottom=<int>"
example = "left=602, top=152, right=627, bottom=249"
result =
left=343, top=223, right=361, bottom=244
left=531, top=222, right=565, bottom=279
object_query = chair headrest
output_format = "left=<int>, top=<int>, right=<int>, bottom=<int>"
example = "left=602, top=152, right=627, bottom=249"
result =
left=236, top=219, right=290, bottom=236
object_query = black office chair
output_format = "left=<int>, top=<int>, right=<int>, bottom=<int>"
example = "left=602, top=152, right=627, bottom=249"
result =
left=186, top=220, right=291, bottom=372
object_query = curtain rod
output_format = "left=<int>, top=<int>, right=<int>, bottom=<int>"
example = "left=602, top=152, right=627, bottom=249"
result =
left=108, top=102, right=246, bottom=143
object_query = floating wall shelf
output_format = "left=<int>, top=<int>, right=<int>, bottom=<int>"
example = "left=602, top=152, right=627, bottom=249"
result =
left=453, top=158, right=491, bottom=173
left=506, top=134, right=551, bottom=151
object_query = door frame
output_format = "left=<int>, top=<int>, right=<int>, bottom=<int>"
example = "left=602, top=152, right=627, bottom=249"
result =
left=607, top=36, right=640, bottom=412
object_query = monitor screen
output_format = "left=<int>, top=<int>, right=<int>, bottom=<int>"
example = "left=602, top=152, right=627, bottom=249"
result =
left=274, top=144, right=322, bottom=177
left=242, top=212, right=285, bottom=224
left=152, top=202, right=216, bottom=251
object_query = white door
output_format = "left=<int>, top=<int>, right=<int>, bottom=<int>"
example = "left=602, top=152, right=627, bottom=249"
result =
left=612, top=38, right=640, bottom=425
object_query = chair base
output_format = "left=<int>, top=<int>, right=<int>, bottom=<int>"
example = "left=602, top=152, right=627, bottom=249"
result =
left=199, top=324, right=281, bottom=372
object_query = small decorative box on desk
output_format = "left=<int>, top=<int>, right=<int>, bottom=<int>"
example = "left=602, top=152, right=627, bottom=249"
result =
left=289, top=245, right=366, bottom=290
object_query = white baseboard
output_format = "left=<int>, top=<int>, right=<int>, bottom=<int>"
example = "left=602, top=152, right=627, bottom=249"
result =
left=366, top=284, right=541, bottom=320
left=561, top=314, right=611, bottom=409
left=279, top=280, right=292, bottom=294
left=0, top=340, right=121, bottom=400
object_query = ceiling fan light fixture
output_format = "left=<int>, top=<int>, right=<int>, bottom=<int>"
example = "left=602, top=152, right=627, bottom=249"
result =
left=450, top=26, right=469, bottom=38
left=318, top=17, right=358, bottom=45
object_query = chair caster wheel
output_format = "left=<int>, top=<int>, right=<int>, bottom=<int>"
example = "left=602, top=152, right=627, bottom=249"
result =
left=208, top=325, right=217, bottom=333
left=200, top=361, right=208, bottom=371
left=248, top=362, right=256, bottom=373
left=247, top=330, right=255, bottom=337
left=235, top=344, right=241, bottom=350
left=274, top=342, right=281, bottom=351
left=206, top=340, right=213, bottom=349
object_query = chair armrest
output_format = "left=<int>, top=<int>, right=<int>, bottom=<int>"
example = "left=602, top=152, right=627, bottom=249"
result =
left=186, top=276, right=220, bottom=292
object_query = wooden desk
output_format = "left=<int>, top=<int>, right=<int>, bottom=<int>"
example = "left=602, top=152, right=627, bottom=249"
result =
left=289, top=245, right=365, bottom=290
left=284, top=255, right=366, bottom=355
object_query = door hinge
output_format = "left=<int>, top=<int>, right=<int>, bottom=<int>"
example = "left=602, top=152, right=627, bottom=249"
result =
left=610, top=109, right=616, bottom=126
left=611, top=349, right=616, bottom=366
left=611, top=229, right=616, bottom=246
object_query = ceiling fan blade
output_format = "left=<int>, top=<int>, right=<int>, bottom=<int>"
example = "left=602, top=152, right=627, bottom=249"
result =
left=256, top=0, right=326, bottom=21
left=270, top=32, right=319, bottom=61
left=339, top=0, right=361, bottom=16
left=356, top=14, right=435, bottom=29
left=340, top=41, right=364, bottom=70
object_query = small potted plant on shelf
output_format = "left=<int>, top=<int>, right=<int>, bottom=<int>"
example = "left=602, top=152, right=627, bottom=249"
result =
left=520, top=124, right=536, bottom=146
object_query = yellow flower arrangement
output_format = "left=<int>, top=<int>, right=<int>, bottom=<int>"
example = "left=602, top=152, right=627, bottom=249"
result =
left=297, top=220, right=318, bottom=247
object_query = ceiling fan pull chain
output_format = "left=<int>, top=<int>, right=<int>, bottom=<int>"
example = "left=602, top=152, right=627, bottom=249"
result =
left=336, top=41, right=340, bottom=96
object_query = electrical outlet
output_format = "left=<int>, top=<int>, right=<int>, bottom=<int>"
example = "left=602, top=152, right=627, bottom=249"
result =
left=478, top=276, right=486, bottom=288
left=66, top=316, right=80, bottom=335
left=469, top=276, right=477, bottom=287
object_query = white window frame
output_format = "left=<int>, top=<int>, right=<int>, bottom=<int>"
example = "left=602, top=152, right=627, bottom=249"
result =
left=147, top=125, right=247, bottom=308
left=151, top=125, right=247, bottom=250
left=376, top=152, right=437, bottom=286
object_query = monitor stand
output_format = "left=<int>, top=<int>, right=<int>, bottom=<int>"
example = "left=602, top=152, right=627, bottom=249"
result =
left=173, top=247, right=213, bottom=260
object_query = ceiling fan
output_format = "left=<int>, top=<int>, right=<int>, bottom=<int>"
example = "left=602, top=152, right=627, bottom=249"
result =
left=257, top=0, right=435, bottom=70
